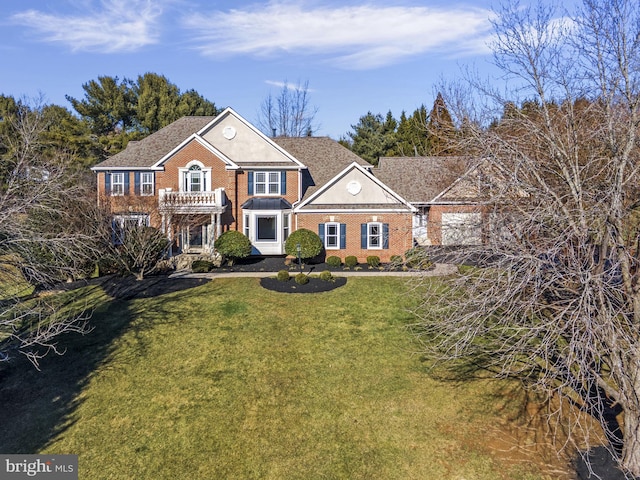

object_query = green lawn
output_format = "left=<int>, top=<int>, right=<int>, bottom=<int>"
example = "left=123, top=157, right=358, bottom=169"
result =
left=0, top=277, right=566, bottom=479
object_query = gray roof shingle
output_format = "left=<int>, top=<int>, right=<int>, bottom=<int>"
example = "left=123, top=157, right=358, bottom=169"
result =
left=375, top=156, right=477, bottom=203
left=273, top=137, right=371, bottom=199
left=92, top=116, right=215, bottom=169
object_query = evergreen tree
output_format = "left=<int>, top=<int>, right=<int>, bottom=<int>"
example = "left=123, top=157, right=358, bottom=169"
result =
left=394, top=105, right=429, bottom=156
left=427, top=92, right=457, bottom=155
left=347, top=110, right=397, bottom=165
left=40, top=105, right=102, bottom=168
left=66, top=76, right=136, bottom=137
left=67, top=73, right=218, bottom=161
left=133, top=73, right=218, bottom=133
left=176, top=89, right=218, bottom=118
left=134, top=73, right=182, bottom=133
left=0, top=95, right=21, bottom=187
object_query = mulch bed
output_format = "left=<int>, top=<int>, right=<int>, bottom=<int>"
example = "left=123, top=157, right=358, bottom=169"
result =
left=260, top=276, right=347, bottom=293
left=214, top=255, right=402, bottom=274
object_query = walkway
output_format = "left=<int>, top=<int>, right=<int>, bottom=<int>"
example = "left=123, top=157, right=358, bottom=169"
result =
left=169, top=263, right=458, bottom=279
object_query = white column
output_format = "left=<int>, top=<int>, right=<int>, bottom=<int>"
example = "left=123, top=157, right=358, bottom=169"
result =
left=167, top=214, right=173, bottom=258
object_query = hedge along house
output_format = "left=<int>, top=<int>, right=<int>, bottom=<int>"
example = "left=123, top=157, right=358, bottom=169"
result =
left=92, top=108, right=483, bottom=263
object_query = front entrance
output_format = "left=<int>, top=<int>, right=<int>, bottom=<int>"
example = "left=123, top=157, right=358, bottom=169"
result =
left=178, top=220, right=211, bottom=253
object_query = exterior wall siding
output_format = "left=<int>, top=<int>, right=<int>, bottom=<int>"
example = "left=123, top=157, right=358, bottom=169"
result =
left=296, top=211, right=414, bottom=263
left=94, top=126, right=485, bottom=259
left=427, top=204, right=484, bottom=245
left=96, top=141, right=303, bottom=244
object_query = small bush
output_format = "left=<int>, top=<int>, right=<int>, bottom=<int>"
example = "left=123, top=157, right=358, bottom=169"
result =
left=214, top=231, right=252, bottom=266
left=191, top=260, right=214, bottom=273
left=366, top=256, right=381, bottom=268
left=326, top=255, right=342, bottom=267
left=390, top=255, right=403, bottom=267
left=345, top=256, right=358, bottom=268
left=405, top=248, right=433, bottom=270
left=295, top=272, right=309, bottom=285
left=319, top=270, right=334, bottom=282
left=285, top=229, right=323, bottom=262
left=277, top=270, right=290, bottom=282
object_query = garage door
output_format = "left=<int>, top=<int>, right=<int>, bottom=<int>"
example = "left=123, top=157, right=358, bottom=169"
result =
left=441, top=213, right=482, bottom=246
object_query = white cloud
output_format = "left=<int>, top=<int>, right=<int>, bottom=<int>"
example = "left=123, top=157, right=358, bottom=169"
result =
left=183, top=2, right=495, bottom=69
left=265, top=80, right=316, bottom=92
left=11, top=0, right=164, bottom=53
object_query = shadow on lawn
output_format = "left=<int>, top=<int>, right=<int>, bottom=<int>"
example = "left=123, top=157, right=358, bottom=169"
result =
left=419, top=357, right=634, bottom=479
left=0, top=275, right=209, bottom=454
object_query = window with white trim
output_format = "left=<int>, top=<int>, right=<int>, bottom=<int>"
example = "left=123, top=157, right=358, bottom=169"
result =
left=111, top=172, right=125, bottom=196
left=325, top=222, right=340, bottom=249
left=283, top=213, right=290, bottom=241
left=112, top=214, right=150, bottom=244
left=244, top=214, right=250, bottom=237
left=141, top=172, right=154, bottom=196
left=187, top=165, right=203, bottom=192
left=368, top=222, right=383, bottom=249
left=255, top=171, right=281, bottom=195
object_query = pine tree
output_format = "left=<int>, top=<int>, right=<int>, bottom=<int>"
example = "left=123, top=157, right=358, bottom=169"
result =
left=427, top=92, right=457, bottom=155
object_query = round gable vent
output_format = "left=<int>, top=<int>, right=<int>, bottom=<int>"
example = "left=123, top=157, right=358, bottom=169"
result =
left=223, top=126, right=237, bottom=140
left=346, top=180, right=362, bottom=196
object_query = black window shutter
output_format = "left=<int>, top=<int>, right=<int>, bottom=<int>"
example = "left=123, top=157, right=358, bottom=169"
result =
left=248, top=171, right=254, bottom=195
left=124, top=172, right=130, bottom=195
left=383, top=223, right=389, bottom=249
left=134, top=172, right=141, bottom=195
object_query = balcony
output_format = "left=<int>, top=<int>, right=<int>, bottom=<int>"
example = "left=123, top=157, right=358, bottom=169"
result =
left=158, top=188, right=227, bottom=213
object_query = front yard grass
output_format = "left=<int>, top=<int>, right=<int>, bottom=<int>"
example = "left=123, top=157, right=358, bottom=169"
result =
left=0, top=277, right=565, bottom=479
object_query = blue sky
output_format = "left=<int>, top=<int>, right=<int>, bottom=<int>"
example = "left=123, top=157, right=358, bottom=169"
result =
left=1, top=0, right=504, bottom=139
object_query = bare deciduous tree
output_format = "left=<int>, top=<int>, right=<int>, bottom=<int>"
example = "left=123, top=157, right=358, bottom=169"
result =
left=0, top=99, right=103, bottom=367
left=414, top=0, right=640, bottom=476
left=107, top=223, right=169, bottom=281
left=258, top=80, right=319, bottom=137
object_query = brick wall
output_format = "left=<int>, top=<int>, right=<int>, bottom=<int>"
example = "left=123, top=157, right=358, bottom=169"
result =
left=296, top=211, right=414, bottom=263
left=96, top=139, right=303, bottom=237
left=427, top=204, right=484, bottom=245
left=157, top=141, right=229, bottom=191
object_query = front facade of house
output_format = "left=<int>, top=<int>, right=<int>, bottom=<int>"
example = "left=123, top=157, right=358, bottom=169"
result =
left=92, top=108, right=485, bottom=263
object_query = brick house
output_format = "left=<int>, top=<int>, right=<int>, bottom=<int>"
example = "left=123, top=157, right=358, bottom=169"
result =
left=91, top=108, right=485, bottom=263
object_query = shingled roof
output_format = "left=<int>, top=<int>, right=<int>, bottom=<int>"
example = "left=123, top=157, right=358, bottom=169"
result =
left=92, top=116, right=215, bottom=169
left=375, top=156, right=478, bottom=204
left=273, top=137, right=371, bottom=199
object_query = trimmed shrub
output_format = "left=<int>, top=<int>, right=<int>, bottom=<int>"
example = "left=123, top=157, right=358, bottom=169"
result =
left=294, top=272, right=309, bottom=285
left=319, top=270, right=334, bottom=282
left=214, top=231, right=252, bottom=266
left=344, top=255, right=358, bottom=268
left=192, top=260, right=214, bottom=273
left=390, top=255, right=403, bottom=266
left=366, top=256, right=381, bottom=268
left=405, top=247, right=433, bottom=270
left=276, top=269, right=290, bottom=282
left=285, top=229, right=323, bottom=263
left=326, top=255, right=342, bottom=267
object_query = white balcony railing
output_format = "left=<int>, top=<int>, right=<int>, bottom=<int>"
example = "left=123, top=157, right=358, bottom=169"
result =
left=159, top=188, right=226, bottom=211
